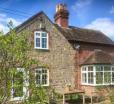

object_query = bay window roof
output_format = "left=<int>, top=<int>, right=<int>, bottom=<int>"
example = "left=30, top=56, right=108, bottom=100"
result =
left=81, top=50, right=114, bottom=65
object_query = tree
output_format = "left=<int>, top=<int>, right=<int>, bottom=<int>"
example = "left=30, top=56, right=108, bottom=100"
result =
left=0, top=22, right=49, bottom=104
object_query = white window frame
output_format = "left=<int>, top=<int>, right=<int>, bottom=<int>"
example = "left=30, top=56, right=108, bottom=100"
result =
left=81, top=65, right=114, bottom=86
left=35, top=68, right=49, bottom=87
left=88, top=66, right=94, bottom=84
left=34, top=31, right=49, bottom=49
left=81, top=66, right=88, bottom=84
left=10, top=68, right=29, bottom=101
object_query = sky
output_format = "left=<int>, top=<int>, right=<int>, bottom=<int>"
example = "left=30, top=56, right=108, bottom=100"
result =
left=0, top=0, right=114, bottom=40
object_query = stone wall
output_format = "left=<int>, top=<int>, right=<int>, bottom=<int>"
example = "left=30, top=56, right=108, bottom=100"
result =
left=17, top=13, right=76, bottom=92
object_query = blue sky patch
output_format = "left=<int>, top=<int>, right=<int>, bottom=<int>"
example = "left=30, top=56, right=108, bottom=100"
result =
left=0, top=0, right=114, bottom=40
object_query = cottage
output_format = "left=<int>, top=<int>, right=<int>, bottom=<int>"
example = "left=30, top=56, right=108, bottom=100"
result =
left=11, top=3, right=114, bottom=102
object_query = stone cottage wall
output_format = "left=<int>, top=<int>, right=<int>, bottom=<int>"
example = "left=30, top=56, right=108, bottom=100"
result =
left=16, top=13, right=76, bottom=92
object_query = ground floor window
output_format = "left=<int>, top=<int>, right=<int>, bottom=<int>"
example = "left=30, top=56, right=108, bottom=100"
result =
left=11, top=68, right=29, bottom=101
left=35, top=68, right=49, bottom=86
left=81, top=65, right=114, bottom=86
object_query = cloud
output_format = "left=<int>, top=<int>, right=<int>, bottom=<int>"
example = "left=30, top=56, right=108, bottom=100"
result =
left=72, top=0, right=93, bottom=21
left=0, top=13, right=7, bottom=23
left=0, top=13, right=7, bottom=17
left=85, top=18, right=114, bottom=38
left=72, top=0, right=93, bottom=10
left=0, top=23, right=8, bottom=32
left=110, top=6, right=114, bottom=14
left=6, top=18, right=21, bottom=26
left=0, top=13, right=22, bottom=33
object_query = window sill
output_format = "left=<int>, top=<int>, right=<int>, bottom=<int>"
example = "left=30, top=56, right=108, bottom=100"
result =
left=81, top=83, right=114, bottom=86
left=36, top=84, right=49, bottom=87
left=34, top=47, right=49, bottom=50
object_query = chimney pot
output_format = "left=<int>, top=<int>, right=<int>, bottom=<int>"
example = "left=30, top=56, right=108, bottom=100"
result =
left=54, top=3, right=69, bottom=27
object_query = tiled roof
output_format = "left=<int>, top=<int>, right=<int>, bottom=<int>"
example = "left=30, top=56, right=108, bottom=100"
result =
left=55, top=24, right=114, bottom=45
left=15, top=11, right=114, bottom=46
left=81, top=50, right=114, bottom=65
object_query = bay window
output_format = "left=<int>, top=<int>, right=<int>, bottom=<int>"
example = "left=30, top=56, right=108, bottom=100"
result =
left=96, top=66, right=103, bottom=84
left=81, top=65, right=114, bottom=86
left=82, top=66, right=87, bottom=83
left=88, top=66, right=94, bottom=84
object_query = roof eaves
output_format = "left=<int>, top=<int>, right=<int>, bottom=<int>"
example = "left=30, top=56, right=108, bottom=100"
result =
left=68, top=40, right=114, bottom=46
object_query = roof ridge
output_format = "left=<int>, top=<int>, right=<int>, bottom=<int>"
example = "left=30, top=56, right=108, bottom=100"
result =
left=54, top=24, right=114, bottom=45
left=13, top=10, right=114, bottom=46
left=68, top=25, right=105, bottom=33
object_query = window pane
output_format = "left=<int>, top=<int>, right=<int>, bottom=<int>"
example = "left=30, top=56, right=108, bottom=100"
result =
left=112, top=67, right=114, bottom=71
left=112, top=72, right=114, bottom=83
left=96, top=66, right=103, bottom=71
left=42, top=32, right=47, bottom=37
left=42, top=69, right=47, bottom=73
left=36, top=38, right=40, bottom=47
left=36, top=70, right=41, bottom=74
left=96, top=72, right=103, bottom=84
left=104, top=72, right=111, bottom=84
left=104, top=66, right=110, bottom=71
left=13, top=72, right=23, bottom=97
left=36, top=74, right=41, bottom=85
left=36, top=33, right=40, bottom=36
left=82, top=67, right=86, bottom=71
left=42, top=74, right=47, bottom=84
left=88, top=66, right=93, bottom=71
left=88, top=72, right=94, bottom=84
left=82, top=73, right=87, bottom=83
left=42, top=38, right=47, bottom=48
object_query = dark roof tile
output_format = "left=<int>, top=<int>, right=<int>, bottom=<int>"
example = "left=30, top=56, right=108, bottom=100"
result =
left=54, top=24, right=114, bottom=45
left=14, top=10, right=114, bottom=46
left=81, top=50, right=114, bottom=65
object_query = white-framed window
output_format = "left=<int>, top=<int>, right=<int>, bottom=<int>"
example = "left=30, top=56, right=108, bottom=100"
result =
left=35, top=68, right=49, bottom=86
left=34, top=31, right=48, bottom=49
left=82, top=67, right=87, bottom=83
left=81, top=65, right=114, bottom=86
left=11, top=68, right=29, bottom=101
left=112, top=67, right=114, bottom=83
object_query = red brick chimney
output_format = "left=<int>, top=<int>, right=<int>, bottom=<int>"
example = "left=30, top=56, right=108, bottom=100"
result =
left=54, top=3, right=69, bottom=27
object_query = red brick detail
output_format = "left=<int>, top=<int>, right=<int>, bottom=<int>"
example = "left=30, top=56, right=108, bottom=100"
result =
left=55, top=17, right=68, bottom=27
left=74, top=43, right=114, bottom=95
left=54, top=3, right=69, bottom=27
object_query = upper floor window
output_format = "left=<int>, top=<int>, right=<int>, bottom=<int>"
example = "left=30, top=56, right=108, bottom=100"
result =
left=35, top=68, right=49, bottom=86
left=34, top=31, right=48, bottom=49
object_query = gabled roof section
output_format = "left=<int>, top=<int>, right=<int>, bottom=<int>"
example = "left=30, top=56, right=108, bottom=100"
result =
left=14, top=11, right=114, bottom=46
left=81, top=50, right=114, bottom=65
left=54, top=24, right=114, bottom=45
left=15, top=11, right=53, bottom=31
left=16, top=11, right=42, bottom=30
